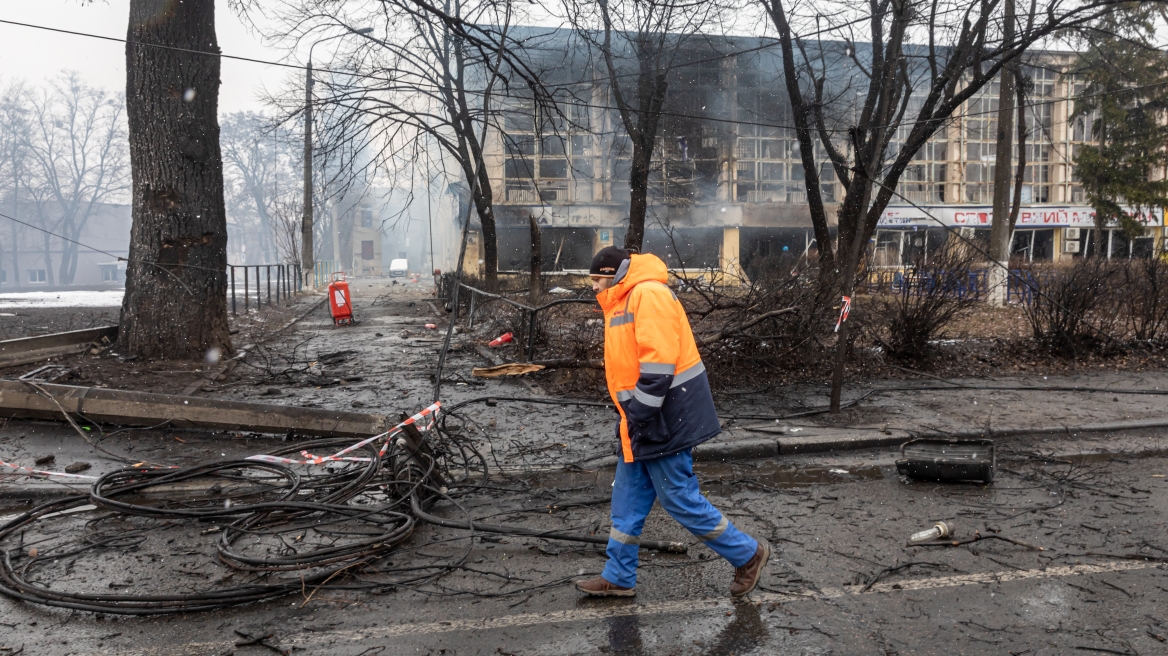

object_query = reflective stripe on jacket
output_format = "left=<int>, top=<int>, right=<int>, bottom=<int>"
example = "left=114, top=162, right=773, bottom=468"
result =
left=596, top=253, right=720, bottom=463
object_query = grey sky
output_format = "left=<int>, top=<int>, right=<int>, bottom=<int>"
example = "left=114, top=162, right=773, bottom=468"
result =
left=0, top=1, right=286, bottom=114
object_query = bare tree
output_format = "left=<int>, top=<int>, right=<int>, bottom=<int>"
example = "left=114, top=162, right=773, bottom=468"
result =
left=564, top=0, right=721, bottom=252
left=261, top=0, right=561, bottom=289
left=22, top=72, right=129, bottom=285
left=0, top=81, right=32, bottom=287
left=760, top=0, right=1157, bottom=410
left=221, top=111, right=303, bottom=264
left=269, top=192, right=306, bottom=264
left=120, top=0, right=231, bottom=359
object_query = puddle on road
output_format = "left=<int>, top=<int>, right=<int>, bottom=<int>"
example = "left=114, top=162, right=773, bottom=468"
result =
left=697, top=461, right=885, bottom=489
left=582, top=594, right=770, bottom=655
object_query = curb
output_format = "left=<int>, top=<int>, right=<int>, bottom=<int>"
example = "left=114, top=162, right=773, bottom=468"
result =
left=580, top=417, right=1168, bottom=468
left=5, top=419, right=1168, bottom=499
left=581, top=434, right=910, bottom=468
left=698, top=417, right=1168, bottom=462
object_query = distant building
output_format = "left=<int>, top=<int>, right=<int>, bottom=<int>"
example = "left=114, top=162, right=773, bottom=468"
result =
left=0, top=201, right=130, bottom=291
left=455, top=32, right=1162, bottom=278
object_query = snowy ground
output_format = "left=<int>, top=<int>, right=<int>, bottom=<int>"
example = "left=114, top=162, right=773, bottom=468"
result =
left=0, top=290, right=123, bottom=309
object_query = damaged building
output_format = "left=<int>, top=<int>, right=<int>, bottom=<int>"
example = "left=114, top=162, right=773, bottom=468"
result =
left=453, top=32, right=1162, bottom=280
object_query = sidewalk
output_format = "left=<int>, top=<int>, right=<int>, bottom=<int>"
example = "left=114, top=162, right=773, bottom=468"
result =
left=3, top=276, right=1166, bottom=479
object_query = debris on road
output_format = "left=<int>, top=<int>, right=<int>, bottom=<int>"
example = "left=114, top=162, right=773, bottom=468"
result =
left=908, top=521, right=952, bottom=544
left=896, top=438, right=994, bottom=484
left=472, top=363, right=546, bottom=378
left=0, top=326, right=117, bottom=369
left=0, top=381, right=390, bottom=437
left=489, top=332, right=514, bottom=347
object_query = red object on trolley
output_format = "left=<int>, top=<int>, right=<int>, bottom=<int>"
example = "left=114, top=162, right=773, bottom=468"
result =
left=488, top=332, right=513, bottom=348
left=328, top=272, right=353, bottom=326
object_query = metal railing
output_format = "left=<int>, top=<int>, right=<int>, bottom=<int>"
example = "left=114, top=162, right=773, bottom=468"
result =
left=460, top=282, right=595, bottom=361
left=313, top=260, right=342, bottom=288
left=228, top=263, right=302, bottom=315
left=860, top=267, right=1047, bottom=304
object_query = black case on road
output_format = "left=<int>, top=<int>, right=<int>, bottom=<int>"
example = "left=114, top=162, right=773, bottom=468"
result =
left=896, top=438, right=994, bottom=484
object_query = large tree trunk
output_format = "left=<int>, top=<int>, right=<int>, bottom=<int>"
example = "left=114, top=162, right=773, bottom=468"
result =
left=119, top=0, right=231, bottom=359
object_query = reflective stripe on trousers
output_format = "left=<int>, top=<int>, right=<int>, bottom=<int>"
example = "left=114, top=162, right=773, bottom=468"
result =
left=601, top=449, right=759, bottom=588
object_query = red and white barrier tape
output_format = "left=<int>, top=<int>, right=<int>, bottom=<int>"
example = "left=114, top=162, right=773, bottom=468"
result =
left=245, top=401, right=442, bottom=466
left=833, top=295, right=852, bottom=333
left=0, top=459, right=99, bottom=480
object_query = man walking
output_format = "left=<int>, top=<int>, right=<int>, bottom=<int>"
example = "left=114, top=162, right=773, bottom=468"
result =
left=575, top=247, right=769, bottom=598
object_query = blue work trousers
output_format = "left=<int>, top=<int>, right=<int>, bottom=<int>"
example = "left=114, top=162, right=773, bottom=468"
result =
left=601, top=449, right=758, bottom=588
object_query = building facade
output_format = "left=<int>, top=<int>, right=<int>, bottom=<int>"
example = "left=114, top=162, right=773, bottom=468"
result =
left=0, top=201, right=130, bottom=291
left=459, top=34, right=1162, bottom=279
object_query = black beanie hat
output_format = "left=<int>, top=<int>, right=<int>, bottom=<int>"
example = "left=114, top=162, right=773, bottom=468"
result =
left=589, top=246, right=630, bottom=277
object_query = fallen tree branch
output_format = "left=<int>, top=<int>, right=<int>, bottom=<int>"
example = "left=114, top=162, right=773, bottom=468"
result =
left=530, top=358, right=604, bottom=370
left=861, top=560, right=951, bottom=592
left=697, top=307, right=798, bottom=347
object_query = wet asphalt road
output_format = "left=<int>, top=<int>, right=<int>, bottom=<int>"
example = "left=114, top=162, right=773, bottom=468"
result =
left=1, top=440, right=1167, bottom=655
left=4, top=279, right=1168, bottom=654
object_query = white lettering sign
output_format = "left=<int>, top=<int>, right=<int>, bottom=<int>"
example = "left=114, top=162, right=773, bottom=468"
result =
left=878, top=205, right=1163, bottom=228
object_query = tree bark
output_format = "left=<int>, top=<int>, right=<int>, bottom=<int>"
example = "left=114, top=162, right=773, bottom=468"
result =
left=988, top=0, right=1017, bottom=306
left=1009, top=75, right=1028, bottom=232
left=475, top=162, right=498, bottom=289
left=528, top=213, right=542, bottom=300
left=119, top=0, right=231, bottom=359
left=626, top=140, right=653, bottom=251
left=300, top=62, right=314, bottom=283
left=621, top=61, right=667, bottom=253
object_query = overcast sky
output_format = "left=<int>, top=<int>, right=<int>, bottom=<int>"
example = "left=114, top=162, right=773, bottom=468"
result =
left=0, top=1, right=287, bottom=114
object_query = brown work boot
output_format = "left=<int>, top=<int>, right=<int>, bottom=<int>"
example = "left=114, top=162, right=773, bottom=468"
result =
left=575, top=577, right=635, bottom=597
left=730, top=540, right=770, bottom=598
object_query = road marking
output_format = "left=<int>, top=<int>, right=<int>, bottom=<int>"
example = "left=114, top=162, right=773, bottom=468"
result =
left=280, top=559, right=1159, bottom=645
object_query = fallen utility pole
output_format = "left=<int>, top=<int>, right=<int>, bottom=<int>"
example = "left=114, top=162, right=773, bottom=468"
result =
left=0, top=380, right=389, bottom=437
left=0, top=326, right=117, bottom=369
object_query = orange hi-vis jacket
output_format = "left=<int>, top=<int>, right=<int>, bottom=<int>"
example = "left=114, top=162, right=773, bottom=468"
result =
left=596, top=253, right=721, bottom=463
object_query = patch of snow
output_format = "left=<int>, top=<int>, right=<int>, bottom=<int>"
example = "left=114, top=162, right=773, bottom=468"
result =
left=0, top=291, right=123, bottom=308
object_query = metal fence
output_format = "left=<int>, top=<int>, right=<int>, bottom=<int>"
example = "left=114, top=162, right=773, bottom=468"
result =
left=228, top=263, right=302, bottom=315
left=313, top=261, right=342, bottom=289
left=861, top=267, right=1047, bottom=304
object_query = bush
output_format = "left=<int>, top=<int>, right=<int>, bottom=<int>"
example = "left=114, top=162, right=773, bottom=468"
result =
left=677, top=256, right=831, bottom=388
left=867, top=244, right=982, bottom=364
left=1119, top=256, right=1168, bottom=342
left=1019, top=258, right=1121, bottom=356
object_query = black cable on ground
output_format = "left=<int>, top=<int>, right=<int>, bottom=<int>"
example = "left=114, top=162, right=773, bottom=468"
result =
left=409, top=491, right=686, bottom=553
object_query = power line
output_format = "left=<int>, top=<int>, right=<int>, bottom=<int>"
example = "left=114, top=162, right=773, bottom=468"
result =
left=0, top=209, right=225, bottom=278
left=7, top=14, right=1168, bottom=139
left=0, top=12, right=878, bottom=92
left=0, top=18, right=311, bottom=73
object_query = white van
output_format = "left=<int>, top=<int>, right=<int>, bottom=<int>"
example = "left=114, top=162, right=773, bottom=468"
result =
left=389, top=258, right=409, bottom=277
